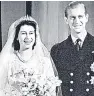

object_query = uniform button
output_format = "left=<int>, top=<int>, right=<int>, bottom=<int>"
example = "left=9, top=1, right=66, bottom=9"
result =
left=70, top=88, right=73, bottom=92
left=86, top=80, right=89, bottom=84
left=86, top=72, right=90, bottom=76
left=86, top=88, right=89, bottom=92
left=70, top=81, right=74, bottom=84
left=70, top=73, right=74, bottom=76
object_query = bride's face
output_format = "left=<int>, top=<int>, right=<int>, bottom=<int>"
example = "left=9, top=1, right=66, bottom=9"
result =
left=18, top=25, right=35, bottom=51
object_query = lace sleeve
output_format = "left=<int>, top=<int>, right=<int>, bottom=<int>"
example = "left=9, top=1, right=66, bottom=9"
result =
left=0, top=62, right=8, bottom=96
left=0, top=90, right=6, bottom=96
left=41, top=57, right=62, bottom=96
left=43, top=57, right=55, bottom=77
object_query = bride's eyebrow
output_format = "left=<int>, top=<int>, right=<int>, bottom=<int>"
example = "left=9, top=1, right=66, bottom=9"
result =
left=20, top=31, right=26, bottom=33
left=29, top=31, right=35, bottom=32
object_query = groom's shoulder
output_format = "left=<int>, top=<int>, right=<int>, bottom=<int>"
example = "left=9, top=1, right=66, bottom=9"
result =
left=52, top=38, right=68, bottom=50
left=51, top=39, right=68, bottom=54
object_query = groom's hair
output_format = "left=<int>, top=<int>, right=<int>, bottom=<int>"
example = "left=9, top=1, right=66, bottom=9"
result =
left=65, top=1, right=87, bottom=18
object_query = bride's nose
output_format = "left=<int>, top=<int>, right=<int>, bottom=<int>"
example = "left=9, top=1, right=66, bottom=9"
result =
left=26, top=33, right=30, bottom=39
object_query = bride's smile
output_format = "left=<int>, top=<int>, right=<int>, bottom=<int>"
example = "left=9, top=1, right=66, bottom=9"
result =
left=18, top=25, right=35, bottom=50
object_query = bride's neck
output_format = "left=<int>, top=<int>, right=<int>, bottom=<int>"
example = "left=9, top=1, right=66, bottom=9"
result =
left=18, top=48, right=33, bottom=60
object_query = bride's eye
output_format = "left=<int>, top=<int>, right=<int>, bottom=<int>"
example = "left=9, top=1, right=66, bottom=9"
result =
left=29, top=31, right=34, bottom=35
left=21, top=31, right=26, bottom=35
left=29, top=32, right=33, bottom=35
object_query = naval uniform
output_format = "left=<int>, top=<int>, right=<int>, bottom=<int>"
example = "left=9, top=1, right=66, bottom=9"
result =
left=51, top=33, right=94, bottom=96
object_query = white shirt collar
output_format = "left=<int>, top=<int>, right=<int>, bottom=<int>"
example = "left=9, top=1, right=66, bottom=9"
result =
left=71, top=31, right=87, bottom=46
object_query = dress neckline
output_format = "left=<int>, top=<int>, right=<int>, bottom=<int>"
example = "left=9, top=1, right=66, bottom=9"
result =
left=15, top=51, right=33, bottom=63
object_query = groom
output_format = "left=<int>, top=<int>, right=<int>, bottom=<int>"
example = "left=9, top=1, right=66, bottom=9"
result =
left=51, top=1, right=94, bottom=96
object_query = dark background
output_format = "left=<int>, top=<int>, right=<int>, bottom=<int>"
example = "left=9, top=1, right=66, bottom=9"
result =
left=1, top=1, right=94, bottom=51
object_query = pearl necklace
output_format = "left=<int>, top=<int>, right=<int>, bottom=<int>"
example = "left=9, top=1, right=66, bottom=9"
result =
left=16, top=51, right=33, bottom=63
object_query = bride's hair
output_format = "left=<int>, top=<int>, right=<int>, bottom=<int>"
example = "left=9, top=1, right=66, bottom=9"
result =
left=13, top=20, right=37, bottom=50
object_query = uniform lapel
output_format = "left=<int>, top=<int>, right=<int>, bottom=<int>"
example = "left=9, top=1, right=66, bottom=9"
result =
left=78, top=33, right=94, bottom=61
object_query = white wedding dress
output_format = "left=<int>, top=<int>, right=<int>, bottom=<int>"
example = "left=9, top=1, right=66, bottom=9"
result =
left=0, top=16, right=61, bottom=96
left=3, top=52, right=56, bottom=96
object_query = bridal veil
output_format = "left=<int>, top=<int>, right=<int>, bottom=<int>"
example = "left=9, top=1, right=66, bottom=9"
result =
left=0, top=16, right=62, bottom=96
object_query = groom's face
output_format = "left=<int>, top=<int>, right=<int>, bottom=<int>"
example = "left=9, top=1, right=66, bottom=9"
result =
left=65, top=4, right=88, bottom=34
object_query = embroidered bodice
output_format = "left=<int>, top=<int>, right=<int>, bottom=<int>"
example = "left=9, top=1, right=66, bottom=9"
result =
left=4, top=53, right=55, bottom=96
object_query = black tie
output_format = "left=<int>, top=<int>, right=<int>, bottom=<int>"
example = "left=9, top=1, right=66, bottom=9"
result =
left=75, top=39, right=81, bottom=51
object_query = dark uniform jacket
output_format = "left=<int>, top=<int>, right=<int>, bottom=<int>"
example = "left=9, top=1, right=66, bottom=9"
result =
left=51, top=33, right=94, bottom=96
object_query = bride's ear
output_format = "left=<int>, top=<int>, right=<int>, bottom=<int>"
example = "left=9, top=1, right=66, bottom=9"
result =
left=17, top=38, right=18, bottom=41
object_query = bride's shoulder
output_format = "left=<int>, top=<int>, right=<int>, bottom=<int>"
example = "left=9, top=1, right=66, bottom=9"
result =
left=10, top=52, right=17, bottom=59
left=8, top=51, right=18, bottom=63
left=39, top=56, right=50, bottom=61
left=39, top=56, right=52, bottom=66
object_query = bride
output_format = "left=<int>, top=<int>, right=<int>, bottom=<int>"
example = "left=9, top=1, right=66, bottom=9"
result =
left=0, top=16, right=62, bottom=96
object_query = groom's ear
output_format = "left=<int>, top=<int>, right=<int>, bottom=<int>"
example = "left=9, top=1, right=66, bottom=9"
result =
left=64, top=17, right=69, bottom=25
